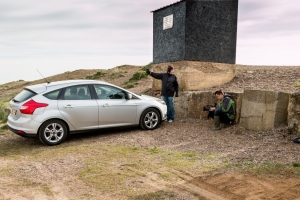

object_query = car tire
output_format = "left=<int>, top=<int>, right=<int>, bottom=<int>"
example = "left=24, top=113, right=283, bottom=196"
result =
left=140, top=108, right=160, bottom=130
left=39, top=119, right=68, bottom=146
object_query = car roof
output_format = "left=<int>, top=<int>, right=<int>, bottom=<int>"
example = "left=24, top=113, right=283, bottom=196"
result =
left=26, top=80, right=109, bottom=94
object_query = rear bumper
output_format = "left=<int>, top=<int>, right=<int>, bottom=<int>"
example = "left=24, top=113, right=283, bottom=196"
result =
left=7, top=114, right=40, bottom=137
left=7, top=125, right=37, bottom=138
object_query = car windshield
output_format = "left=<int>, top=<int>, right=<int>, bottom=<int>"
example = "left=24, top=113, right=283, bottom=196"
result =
left=13, top=89, right=36, bottom=103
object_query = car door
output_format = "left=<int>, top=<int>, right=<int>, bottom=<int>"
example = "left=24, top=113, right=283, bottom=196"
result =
left=93, top=84, right=137, bottom=128
left=57, top=85, right=98, bottom=130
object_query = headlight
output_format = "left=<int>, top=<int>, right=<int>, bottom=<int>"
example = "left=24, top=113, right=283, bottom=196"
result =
left=157, top=100, right=166, bottom=105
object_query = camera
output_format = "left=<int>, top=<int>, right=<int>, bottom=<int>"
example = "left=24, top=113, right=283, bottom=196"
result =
left=203, top=103, right=217, bottom=119
left=203, top=103, right=217, bottom=111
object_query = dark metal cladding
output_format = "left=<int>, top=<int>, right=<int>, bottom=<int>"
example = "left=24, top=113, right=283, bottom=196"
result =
left=152, top=0, right=239, bottom=64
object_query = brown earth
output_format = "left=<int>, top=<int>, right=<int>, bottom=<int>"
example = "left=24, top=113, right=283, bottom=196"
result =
left=0, top=63, right=300, bottom=200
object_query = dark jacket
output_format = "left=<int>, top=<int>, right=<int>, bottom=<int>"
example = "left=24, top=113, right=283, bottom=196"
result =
left=219, top=94, right=235, bottom=120
left=149, top=72, right=179, bottom=97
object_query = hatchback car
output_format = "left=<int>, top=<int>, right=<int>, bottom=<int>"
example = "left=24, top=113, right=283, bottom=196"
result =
left=7, top=80, right=167, bottom=145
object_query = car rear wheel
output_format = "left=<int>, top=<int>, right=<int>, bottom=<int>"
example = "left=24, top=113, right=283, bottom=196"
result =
left=39, top=119, right=68, bottom=146
left=140, top=108, right=160, bottom=130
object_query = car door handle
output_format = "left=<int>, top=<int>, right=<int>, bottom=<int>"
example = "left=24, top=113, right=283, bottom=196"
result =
left=101, top=103, right=110, bottom=107
left=64, top=105, right=73, bottom=108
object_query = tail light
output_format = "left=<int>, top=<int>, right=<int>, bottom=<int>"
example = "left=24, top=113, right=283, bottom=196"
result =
left=20, top=99, right=48, bottom=115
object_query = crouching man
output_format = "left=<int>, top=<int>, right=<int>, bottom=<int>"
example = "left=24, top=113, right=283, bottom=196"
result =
left=209, top=90, right=235, bottom=131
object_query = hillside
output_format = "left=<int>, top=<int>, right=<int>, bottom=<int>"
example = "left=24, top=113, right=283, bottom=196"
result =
left=1, top=62, right=300, bottom=199
left=0, top=63, right=299, bottom=109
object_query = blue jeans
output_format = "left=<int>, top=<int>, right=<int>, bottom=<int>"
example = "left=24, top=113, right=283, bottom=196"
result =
left=214, top=108, right=231, bottom=124
left=162, top=96, right=175, bottom=121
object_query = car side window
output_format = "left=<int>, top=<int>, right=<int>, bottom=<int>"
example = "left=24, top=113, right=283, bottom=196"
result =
left=93, top=85, right=126, bottom=100
left=44, top=90, right=61, bottom=100
left=64, top=85, right=91, bottom=100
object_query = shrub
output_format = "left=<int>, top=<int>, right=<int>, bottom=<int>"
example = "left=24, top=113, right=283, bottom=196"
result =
left=129, top=71, right=148, bottom=81
left=141, top=62, right=153, bottom=71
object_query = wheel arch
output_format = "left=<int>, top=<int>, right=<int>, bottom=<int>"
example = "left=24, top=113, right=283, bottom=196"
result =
left=38, top=118, right=70, bottom=137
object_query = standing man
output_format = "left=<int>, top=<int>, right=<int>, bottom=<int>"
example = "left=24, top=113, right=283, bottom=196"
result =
left=209, top=90, right=235, bottom=130
left=146, top=65, right=179, bottom=123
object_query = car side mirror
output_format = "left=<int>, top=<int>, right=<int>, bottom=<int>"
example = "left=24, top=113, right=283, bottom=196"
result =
left=126, top=93, right=132, bottom=100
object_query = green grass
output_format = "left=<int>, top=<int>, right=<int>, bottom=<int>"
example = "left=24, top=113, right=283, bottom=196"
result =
left=1, top=136, right=300, bottom=199
left=77, top=145, right=222, bottom=197
left=228, top=160, right=300, bottom=177
left=123, top=82, right=138, bottom=89
left=123, top=69, right=148, bottom=89
left=86, top=70, right=107, bottom=79
left=0, top=108, right=9, bottom=123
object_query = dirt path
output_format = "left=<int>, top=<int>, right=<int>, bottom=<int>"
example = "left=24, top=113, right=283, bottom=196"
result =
left=1, top=117, right=300, bottom=199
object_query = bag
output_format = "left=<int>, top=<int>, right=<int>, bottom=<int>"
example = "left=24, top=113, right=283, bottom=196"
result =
left=292, top=137, right=300, bottom=144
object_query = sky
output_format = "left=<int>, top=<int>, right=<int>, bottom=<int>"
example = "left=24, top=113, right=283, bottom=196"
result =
left=1, top=0, right=300, bottom=84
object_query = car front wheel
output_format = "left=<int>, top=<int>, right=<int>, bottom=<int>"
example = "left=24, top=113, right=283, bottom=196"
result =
left=39, top=119, right=68, bottom=146
left=140, top=108, right=161, bottom=130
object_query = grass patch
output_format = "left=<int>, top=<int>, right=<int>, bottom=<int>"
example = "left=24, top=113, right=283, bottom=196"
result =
left=123, top=82, right=138, bottom=89
left=0, top=108, right=9, bottom=123
left=123, top=70, right=147, bottom=89
left=109, top=71, right=126, bottom=80
left=78, top=145, right=222, bottom=197
left=86, top=70, right=107, bottom=79
left=129, top=71, right=148, bottom=82
left=141, top=62, right=153, bottom=71
left=230, top=160, right=300, bottom=177
left=130, top=190, right=176, bottom=200
left=295, top=81, right=300, bottom=87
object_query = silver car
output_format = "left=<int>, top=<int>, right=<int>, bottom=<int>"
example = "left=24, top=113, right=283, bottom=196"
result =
left=7, top=80, right=167, bottom=145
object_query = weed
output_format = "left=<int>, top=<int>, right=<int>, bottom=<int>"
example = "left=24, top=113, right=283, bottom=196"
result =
left=295, top=81, right=300, bottom=87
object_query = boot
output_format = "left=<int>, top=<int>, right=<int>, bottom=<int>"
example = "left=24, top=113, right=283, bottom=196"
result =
left=211, top=116, right=221, bottom=131
left=220, top=123, right=227, bottom=129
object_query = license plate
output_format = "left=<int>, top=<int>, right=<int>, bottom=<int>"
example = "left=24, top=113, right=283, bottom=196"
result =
left=11, top=109, right=17, bottom=115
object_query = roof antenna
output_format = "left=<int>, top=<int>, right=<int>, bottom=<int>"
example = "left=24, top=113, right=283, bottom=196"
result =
left=36, top=69, right=50, bottom=84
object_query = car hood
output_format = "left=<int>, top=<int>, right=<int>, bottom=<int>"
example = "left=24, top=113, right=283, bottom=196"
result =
left=139, top=95, right=162, bottom=101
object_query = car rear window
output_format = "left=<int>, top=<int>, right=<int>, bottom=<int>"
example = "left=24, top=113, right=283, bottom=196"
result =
left=44, top=90, right=61, bottom=100
left=13, top=89, right=36, bottom=103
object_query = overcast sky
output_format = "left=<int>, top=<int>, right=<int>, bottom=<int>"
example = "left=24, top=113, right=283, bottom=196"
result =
left=1, top=0, right=299, bottom=84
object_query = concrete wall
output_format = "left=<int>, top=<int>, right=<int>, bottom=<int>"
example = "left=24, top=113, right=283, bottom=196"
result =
left=288, top=93, right=300, bottom=135
left=171, top=89, right=298, bottom=133
left=239, top=90, right=289, bottom=131
left=174, top=91, right=243, bottom=124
